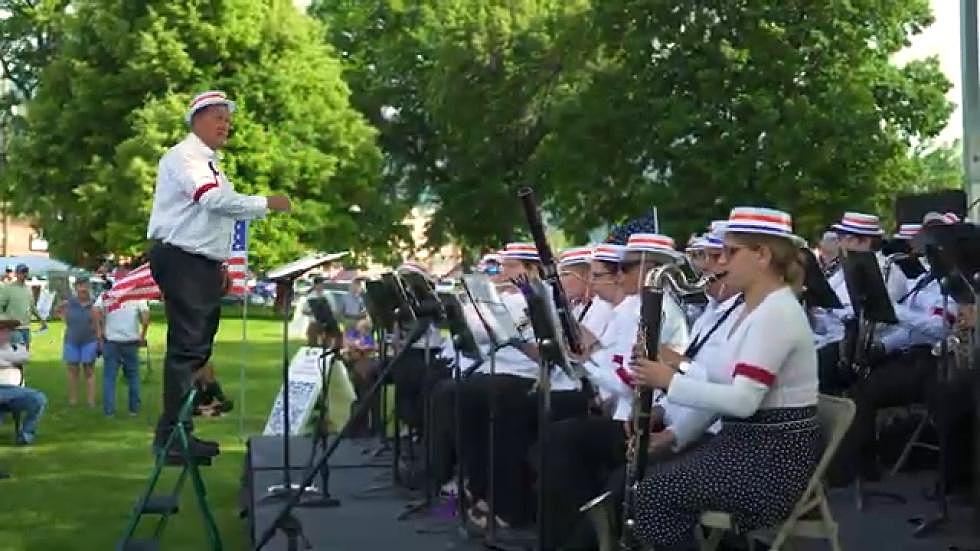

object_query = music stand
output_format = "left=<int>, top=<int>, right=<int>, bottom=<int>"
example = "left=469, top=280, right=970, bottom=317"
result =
left=515, top=277, right=566, bottom=551
left=261, top=252, right=347, bottom=549
left=392, top=271, right=450, bottom=525
left=908, top=223, right=980, bottom=537
left=800, top=248, right=843, bottom=309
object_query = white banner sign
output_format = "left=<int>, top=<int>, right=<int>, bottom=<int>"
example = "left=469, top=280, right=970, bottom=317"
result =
left=263, top=347, right=332, bottom=436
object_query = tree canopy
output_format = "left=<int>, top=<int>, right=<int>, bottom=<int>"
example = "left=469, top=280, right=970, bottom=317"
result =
left=314, top=0, right=954, bottom=247
left=6, top=0, right=408, bottom=269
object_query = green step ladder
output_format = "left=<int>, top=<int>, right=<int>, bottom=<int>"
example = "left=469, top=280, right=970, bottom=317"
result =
left=118, top=389, right=222, bottom=551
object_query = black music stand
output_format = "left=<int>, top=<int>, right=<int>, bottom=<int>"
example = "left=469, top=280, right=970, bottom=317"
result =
left=800, top=248, right=842, bottom=309
left=355, top=274, right=418, bottom=497
left=515, top=277, right=569, bottom=551
left=433, top=291, right=484, bottom=535
left=394, top=271, right=449, bottom=525
left=908, top=223, right=980, bottom=537
left=260, top=253, right=348, bottom=550
left=839, top=251, right=902, bottom=511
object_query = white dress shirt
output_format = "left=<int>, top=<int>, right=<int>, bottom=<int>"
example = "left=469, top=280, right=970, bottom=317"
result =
left=147, top=132, right=268, bottom=261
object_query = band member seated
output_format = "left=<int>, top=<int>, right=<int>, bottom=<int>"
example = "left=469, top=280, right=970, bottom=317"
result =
left=542, top=235, right=696, bottom=549
left=841, top=219, right=959, bottom=482
left=457, top=243, right=588, bottom=530
left=390, top=262, right=446, bottom=435
left=303, top=276, right=342, bottom=349
left=811, top=211, right=892, bottom=394
left=628, top=207, right=820, bottom=550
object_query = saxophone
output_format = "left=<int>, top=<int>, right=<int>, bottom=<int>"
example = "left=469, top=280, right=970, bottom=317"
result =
left=580, top=263, right=714, bottom=551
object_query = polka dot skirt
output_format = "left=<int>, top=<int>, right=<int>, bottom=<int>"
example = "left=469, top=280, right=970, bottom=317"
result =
left=630, top=406, right=820, bottom=549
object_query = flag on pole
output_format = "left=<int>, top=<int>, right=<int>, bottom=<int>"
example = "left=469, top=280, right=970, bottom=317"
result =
left=102, top=263, right=161, bottom=312
left=227, top=220, right=249, bottom=296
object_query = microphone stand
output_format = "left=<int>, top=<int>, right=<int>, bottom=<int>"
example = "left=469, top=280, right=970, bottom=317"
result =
left=300, top=345, right=342, bottom=509
left=255, top=319, right=432, bottom=550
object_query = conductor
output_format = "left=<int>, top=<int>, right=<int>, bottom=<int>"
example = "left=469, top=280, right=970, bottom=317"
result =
left=146, top=90, right=291, bottom=460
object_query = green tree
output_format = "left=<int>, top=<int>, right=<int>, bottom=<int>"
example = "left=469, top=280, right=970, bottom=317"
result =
left=313, top=0, right=597, bottom=252
left=318, top=0, right=953, bottom=248
left=7, top=0, right=407, bottom=269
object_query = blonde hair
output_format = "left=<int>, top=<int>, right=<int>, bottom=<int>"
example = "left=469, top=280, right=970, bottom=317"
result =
left=728, top=233, right=804, bottom=290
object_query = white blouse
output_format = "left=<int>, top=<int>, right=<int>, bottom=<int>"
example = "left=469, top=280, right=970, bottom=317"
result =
left=667, top=286, right=818, bottom=418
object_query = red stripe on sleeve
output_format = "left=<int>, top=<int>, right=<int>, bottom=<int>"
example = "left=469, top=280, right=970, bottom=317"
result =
left=732, top=363, right=776, bottom=387
left=193, top=183, right=219, bottom=202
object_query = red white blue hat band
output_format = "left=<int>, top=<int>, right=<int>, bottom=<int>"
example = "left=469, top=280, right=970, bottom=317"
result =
left=592, top=244, right=626, bottom=263
left=186, top=90, right=236, bottom=124
left=626, top=233, right=679, bottom=258
left=831, top=212, right=883, bottom=236
left=502, top=242, right=540, bottom=261
left=558, top=246, right=593, bottom=267
left=725, top=207, right=804, bottom=246
left=894, top=224, right=921, bottom=240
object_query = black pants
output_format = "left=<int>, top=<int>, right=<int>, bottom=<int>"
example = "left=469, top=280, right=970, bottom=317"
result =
left=149, top=243, right=223, bottom=437
left=817, top=341, right=853, bottom=395
left=840, top=347, right=936, bottom=480
left=392, top=347, right=443, bottom=432
left=542, top=417, right=626, bottom=549
left=458, top=373, right=587, bottom=526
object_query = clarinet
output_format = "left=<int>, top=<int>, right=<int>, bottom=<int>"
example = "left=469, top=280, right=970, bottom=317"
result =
left=619, top=265, right=667, bottom=549
left=518, top=187, right=598, bottom=404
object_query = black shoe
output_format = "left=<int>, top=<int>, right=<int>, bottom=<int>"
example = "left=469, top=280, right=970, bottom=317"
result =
left=154, top=435, right=219, bottom=458
left=189, top=435, right=220, bottom=455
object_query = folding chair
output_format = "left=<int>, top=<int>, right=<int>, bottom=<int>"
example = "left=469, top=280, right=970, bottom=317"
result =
left=697, top=394, right=856, bottom=551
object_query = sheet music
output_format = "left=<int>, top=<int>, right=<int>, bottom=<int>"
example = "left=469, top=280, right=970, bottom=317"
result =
left=461, top=274, right=521, bottom=344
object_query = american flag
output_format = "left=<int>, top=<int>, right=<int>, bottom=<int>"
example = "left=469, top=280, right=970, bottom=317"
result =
left=227, top=220, right=249, bottom=296
left=102, top=263, right=161, bottom=312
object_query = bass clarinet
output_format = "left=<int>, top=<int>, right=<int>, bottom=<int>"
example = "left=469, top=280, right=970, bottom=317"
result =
left=581, top=263, right=713, bottom=551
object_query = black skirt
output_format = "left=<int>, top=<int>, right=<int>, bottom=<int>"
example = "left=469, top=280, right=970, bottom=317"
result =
left=632, top=406, right=820, bottom=548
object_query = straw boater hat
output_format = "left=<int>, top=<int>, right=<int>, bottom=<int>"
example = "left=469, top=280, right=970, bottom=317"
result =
left=685, top=237, right=707, bottom=252
left=724, top=207, right=806, bottom=247
left=831, top=212, right=884, bottom=236
left=893, top=223, right=922, bottom=241
left=625, top=233, right=682, bottom=262
left=591, top=243, right=626, bottom=264
left=501, top=242, right=540, bottom=262
left=558, top=246, right=593, bottom=268
left=703, top=222, right=726, bottom=250
left=185, top=90, right=236, bottom=124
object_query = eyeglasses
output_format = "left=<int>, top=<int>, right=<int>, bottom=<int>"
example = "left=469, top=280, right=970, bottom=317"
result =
left=722, top=245, right=747, bottom=259
left=589, top=271, right=617, bottom=281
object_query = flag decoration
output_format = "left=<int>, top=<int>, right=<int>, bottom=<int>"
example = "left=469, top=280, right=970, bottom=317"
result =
left=226, top=220, right=249, bottom=296
left=102, top=263, right=161, bottom=312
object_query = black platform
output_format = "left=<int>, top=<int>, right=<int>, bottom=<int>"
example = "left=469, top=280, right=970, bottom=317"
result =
left=243, top=435, right=980, bottom=550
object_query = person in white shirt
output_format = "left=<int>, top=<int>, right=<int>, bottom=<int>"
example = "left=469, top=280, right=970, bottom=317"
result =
left=93, top=295, right=150, bottom=417
left=629, top=207, right=820, bottom=549
left=0, top=318, right=46, bottom=446
left=146, top=90, right=291, bottom=459
left=458, top=243, right=595, bottom=530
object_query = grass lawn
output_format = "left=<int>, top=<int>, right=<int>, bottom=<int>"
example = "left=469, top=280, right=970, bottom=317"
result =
left=0, top=315, right=352, bottom=550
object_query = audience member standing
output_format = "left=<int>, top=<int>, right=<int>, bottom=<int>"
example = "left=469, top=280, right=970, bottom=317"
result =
left=94, top=294, right=150, bottom=416
left=56, top=278, right=99, bottom=407
left=0, top=264, right=42, bottom=349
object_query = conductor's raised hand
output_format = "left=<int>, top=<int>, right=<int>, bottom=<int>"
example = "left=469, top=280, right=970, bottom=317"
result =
left=266, top=195, right=291, bottom=212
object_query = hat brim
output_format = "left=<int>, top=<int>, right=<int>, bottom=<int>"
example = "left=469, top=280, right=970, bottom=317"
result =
left=185, top=99, right=237, bottom=124
left=831, top=223, right=883, bottom=236
left=726, top=229, right=807, bottom=248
